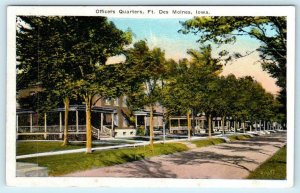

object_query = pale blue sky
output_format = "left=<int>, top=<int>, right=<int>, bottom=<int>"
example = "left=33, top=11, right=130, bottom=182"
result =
left=109, top=18, right=260, bottom=60
left=109, top=18, right=279, bottom=94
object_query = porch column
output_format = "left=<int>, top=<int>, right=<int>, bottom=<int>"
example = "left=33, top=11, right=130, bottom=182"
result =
left=59, top=112, right=62, bottom=132
left=30, top=113, right=33, bottom=133
left=227, top=121, right=230, bottom=131
left=255, top=121, right=257, bottom=131
left=44, top=113, right=47, bottom=139
left=144, top=116, right=147, bottom=134
left=234, top=120, right=236, bottom=133
left=100, top=112, right=104, bottom=132
left=169, top=118, right=172, bottom=134
left=212, top=120, right=215, bottom=131
left=135, top=115, right=138, bottom=128
left=111, top=113, right=114, bottom=137
left=76, top=110, right=79, bottom=133
left=217, top=120, right=220, bottom=130
left=264, top=120, right=266, bottom=131
left=44, top=113, right=47, bottom=132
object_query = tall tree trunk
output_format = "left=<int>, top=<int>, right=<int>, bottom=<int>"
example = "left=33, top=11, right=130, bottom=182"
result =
left=85, top=95, right=92, bottom=154
left=149, top=105, right=154, bottom=152
left=208, top=114, right=212, bottom=137
left=191, top=109, right=195, bottom=136
left=187, top=110, right=191, bottom=141
left=221, top=116, right=225, bottom=135
left=62, top=97, right=69, bottom=146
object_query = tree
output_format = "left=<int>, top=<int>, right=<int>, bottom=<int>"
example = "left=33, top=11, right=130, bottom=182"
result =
left=162, top=59, right=199, bottom=140
left=163, top=45, right=222, bottom=138
left=64, top=17, right=132, bottom=153
left=191, top=46, right=222, bottom=137
left=17, top=16, right=77, bottom=145
left=125, top=40, right=166, bottom=151
left=213, top=75, right=239, bottom=134
left=17, top=16, right=132, bottom=153
left=181, top=16, right=287, bottom=125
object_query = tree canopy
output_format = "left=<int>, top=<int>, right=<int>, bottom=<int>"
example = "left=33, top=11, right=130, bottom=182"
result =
left=180, top=16, right=287, bottom=123
left=17, top=16, right=132, bottom=151
left=124, top=40, right=167, bottom=150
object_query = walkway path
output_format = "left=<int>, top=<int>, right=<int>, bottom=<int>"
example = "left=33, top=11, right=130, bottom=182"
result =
left=16, top=136, right=204, bottom=159
left=65, top=132, right=286, bottom=179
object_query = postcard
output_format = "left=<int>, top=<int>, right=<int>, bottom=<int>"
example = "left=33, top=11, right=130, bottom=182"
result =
left=6, top=5, right=295, bottom=188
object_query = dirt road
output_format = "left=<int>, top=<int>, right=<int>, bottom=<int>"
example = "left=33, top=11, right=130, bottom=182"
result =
left=65, top=132, right=286, bottom=179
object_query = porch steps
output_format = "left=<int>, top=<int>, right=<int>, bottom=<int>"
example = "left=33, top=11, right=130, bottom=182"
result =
left=16, top=162, right=48, bottom=177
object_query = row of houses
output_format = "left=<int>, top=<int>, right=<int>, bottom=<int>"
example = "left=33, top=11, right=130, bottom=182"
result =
left=16, top=87, right=280, bottom=140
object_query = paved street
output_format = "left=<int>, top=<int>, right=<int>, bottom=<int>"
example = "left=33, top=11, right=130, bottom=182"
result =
left=65, top=132, right=286, bottom=179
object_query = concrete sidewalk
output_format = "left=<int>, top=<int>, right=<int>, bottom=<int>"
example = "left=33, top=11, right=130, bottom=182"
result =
left=65, top=132, right=286, bottom=179
left=16, top=136, right=208, bottom=159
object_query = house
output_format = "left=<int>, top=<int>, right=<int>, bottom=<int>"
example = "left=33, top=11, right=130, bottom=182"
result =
left=16, top=88, right=164, bottom=139
left=92, top=95, right=164, bottom=137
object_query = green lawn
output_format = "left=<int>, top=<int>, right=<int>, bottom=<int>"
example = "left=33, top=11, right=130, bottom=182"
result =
left=17, top=141, right=133, bottom=155
left=247, top=145, right=286, bottom=179
left=228, top=134, right=252, bottom=141
left=18, top=143, right=188, bottom=176
left=191, top=138, right=226, bottom=148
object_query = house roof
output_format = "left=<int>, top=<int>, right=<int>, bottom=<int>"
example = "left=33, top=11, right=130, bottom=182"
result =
left=133, top=110, right=163, bottom=117
left=16, top=105, right=117, bottom=115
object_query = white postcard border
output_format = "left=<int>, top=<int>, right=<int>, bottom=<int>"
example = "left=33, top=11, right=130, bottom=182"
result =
left=6, top=6, right=295, bottom=188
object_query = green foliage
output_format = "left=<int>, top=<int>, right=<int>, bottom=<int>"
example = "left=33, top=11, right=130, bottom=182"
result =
left=124, top=40, right=166, bottom=110
left=191, top=138, right=226, bottom=148
left=16, top=16, right=132, bottom=111
left=181, top=16, right=287, bottom=123
left=228, top=134, right=252, bottom=141
left=247, top=145, right=286, bottom=179
left=136, top=126, right=146, bottom=136
left=18, top=143, right=188, bottom=176
left=162, top=45, right=222, bottom=116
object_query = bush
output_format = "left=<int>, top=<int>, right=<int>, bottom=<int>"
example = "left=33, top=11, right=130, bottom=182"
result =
left=228, top=134, right=251, bottom=141
left=136, top=126, right=146, bottom=136
left=192, top=138, right=226, bottom=148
